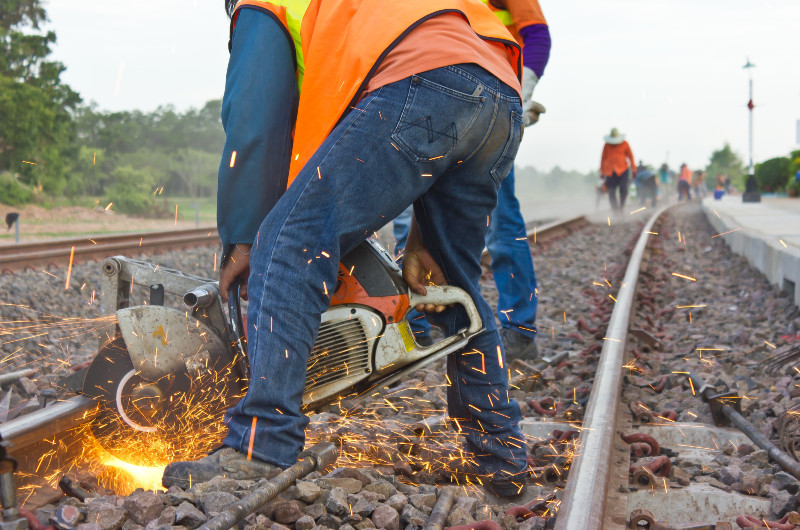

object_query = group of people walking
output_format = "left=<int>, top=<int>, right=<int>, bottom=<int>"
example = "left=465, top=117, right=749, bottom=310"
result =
left=598, top=128, right=714, bottom=212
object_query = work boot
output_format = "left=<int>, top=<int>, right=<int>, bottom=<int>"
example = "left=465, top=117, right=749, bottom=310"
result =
left=162, top=446, right=279, bottom=489
left=499, top=328, right=539, bottom=362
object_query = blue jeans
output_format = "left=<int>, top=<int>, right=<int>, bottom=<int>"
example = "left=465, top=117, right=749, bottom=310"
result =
left=224, top=64, right=527, bottom=479
left=486, top=167, right=538, bottom=338
left=394, top=166, right=538, bottom=340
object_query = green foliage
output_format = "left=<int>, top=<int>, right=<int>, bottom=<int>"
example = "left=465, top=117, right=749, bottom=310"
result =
left=0, top=171, right=33, bottom=205
left=70, top=101, right=224, bottom=201
left=0, top=0, right=79, bottom=195
left=167, top=148, right=219, bottom=198
left=105, top=165, right=158, bottom=216
left=706, top=144, right=745, bottom=191
left=755, top=156, right=791, bottom=193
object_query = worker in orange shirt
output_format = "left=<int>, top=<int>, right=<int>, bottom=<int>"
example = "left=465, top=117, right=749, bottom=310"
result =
left=600, top=128, right=636, bottom=213
left=678, top=163, right=692, bottom=201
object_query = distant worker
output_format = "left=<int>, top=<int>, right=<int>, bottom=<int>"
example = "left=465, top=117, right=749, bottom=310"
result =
left=658, top=163, right=672, bottom=201
left=636, top=162, right=657, bottom=207
left=600, top=128, right=636, bottom=213
left=677, top=163, right=692, bottom=201
left=392, top=0, right=551, bottom=361
left=693, top=169, right=707, bottom=198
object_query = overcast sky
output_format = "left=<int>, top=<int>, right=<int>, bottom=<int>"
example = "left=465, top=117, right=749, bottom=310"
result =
left=46, top=0, right=800, bottom=173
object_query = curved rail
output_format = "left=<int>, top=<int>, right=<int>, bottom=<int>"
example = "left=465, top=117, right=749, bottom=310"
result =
left=481, top=214, right=587, bottom=267
left=554, top=205, right=670, bottom=529
left=0, top=227, right=220, bottom=274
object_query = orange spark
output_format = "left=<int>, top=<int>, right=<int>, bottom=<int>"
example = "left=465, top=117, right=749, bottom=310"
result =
left=174, top=204, right=178, bottom=225
left=671, top=273, right=696, bottom=282
left=711, top=228, right=741, bottom=238
left=64, top=246, right=75, bottom=290
left=247, top=417, right=257, bottom=460
left=497, top=345, right=503, bottom=369
left=229, top=151, right=237, bottom=167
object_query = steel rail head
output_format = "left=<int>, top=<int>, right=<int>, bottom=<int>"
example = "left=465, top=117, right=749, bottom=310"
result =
left=0, top=396, right=96, bottom=453
left=197, top=442, right=337, bottom=530
left=555, top=205, right=672, bottom=530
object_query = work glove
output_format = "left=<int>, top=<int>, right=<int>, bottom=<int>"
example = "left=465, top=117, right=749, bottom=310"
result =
left=521, top=66, right=546, bottom=126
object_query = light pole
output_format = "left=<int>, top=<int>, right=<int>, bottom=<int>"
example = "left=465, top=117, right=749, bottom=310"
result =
left=742, top=57, right=760, bottom=202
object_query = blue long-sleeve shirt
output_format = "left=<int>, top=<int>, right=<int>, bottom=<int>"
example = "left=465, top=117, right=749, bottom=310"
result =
left=217, top=8, right=298, bottom=258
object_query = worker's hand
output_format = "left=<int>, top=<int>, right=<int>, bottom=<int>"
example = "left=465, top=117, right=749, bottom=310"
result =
left=523, top=101, right=546, bottom=127
left=402, top=216, right=448, bottom=313
left=219, top=244, right=251, bottom=302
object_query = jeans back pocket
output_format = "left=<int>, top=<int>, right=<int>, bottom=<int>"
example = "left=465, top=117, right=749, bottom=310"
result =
left=391, top=75, right=485, bottom=163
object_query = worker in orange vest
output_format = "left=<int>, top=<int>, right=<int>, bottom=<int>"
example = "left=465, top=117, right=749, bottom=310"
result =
left=165, top=0, right=532, bottom=500
left=600, top=128, right=636, bottom=213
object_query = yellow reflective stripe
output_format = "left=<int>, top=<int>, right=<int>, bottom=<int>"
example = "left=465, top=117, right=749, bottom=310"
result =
left=237, top=0, right=311, bottom=89
left=281, top=0, right=312, bottom=89
left=478, top=0, right=513, bottom=27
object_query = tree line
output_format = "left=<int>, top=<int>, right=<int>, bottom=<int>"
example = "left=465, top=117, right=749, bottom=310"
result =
left=2, top=1, right=796, bottom=216
left=0, top=0, right=224, bottom=214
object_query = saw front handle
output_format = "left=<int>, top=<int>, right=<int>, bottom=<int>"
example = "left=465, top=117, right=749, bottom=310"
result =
left=408, top=285, right=482, bottom=335
left=227, top=280, right=249, bottom=380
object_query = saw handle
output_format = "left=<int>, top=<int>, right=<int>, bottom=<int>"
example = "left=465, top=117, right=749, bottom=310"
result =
left=228, top=279, right=249, bottom=378
left=408, top=285, right=482, bottom=335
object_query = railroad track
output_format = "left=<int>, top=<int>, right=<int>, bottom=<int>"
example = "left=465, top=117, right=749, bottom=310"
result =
left=0, top=227, right=220, bottom=274
left=2, top=208, right=799, bottom=529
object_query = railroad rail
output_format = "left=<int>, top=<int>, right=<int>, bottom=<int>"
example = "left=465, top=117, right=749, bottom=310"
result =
left=0, top=215, right=586, bottom=482
left=0, top=227, right=220, bottom=274
left=2, top=208, right=798, bottom=529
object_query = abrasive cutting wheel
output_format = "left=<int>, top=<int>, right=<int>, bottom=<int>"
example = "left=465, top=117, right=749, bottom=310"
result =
left=82, top=305, right=246, bottom=462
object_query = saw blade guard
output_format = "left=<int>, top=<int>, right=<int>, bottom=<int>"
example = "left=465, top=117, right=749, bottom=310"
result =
left=115, top=305, right=231, bottom=382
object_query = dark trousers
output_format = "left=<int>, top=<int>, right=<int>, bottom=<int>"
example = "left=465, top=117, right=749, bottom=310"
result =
left=678, top=180, right=691, bottom=201
left=605, top=169, right=629, bottom=211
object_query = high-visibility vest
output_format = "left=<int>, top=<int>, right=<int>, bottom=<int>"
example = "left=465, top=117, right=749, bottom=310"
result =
left=478, top=0, right=547, bottom=45
left=231, top=0, right=521, bottom=183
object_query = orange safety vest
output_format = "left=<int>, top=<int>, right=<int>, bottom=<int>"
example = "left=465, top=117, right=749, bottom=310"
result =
left=231, top=0, right=521, bottom=184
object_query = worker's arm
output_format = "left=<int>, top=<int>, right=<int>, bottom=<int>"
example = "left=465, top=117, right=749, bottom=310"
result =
left=506, top=0, right=551, bottom=124
left=600, top=144, right=610, bottom=176
left=626, top=143, right=636, bottom=176
left=217, top=7, right=298, bottom=299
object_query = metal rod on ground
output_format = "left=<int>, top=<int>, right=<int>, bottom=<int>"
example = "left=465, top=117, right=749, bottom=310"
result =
left=197, top=442, right=338, bottom=530
left=423, top=487, right=456, bottom=530
left=688, top=371, right=800, bottom=480
left=0, top=371, right=35, bottom=388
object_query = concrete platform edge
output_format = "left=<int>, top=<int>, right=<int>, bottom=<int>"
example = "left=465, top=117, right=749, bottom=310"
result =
left=702, top=200, right=800, bottom=309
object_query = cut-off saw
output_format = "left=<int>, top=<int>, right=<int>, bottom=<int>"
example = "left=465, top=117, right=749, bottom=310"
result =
left=76, top=238, right=483, bottom=454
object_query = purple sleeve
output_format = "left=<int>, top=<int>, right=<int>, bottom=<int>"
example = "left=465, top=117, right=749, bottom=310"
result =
left=519, top=23, right=551, bottom=79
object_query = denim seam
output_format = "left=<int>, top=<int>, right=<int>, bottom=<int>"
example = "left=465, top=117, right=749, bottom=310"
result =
left=490, top=112, right=523, bottom=185
left=441, top=64, right=520, bottom=102
left=459, top=93, right=499, bottom=165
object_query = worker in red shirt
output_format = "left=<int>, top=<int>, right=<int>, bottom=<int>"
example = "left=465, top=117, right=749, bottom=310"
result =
left=600, top=128, right=636, bottom=213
